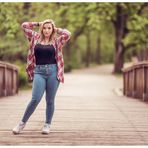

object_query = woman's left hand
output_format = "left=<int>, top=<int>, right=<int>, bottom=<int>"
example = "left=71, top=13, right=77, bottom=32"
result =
left=54, top=27, right=58, bottom=32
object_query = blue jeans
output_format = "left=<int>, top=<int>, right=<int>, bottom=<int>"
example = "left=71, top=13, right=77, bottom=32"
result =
left=22, top=64, right=60, bottom=124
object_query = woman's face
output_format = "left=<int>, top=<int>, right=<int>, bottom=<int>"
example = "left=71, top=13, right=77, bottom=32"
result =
left=42, top=23, right=53, bottom=38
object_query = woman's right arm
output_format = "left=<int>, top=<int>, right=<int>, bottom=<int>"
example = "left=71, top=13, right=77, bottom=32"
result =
left=21, top=22, right=40, bottom=42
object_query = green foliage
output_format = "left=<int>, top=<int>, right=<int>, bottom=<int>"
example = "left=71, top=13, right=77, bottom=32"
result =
left=101, top=22, right=115, bottom=63
left=0, top=3, right=23, bottom=38
left=14, top=60, right=28, bottom=88
left=123, top=4, right=148, bottom=58
left=0, top=2, right=148, bottom=85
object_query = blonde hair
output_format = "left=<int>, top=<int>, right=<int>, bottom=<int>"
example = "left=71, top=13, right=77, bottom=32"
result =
left=39, top=19, right=56, bottom=43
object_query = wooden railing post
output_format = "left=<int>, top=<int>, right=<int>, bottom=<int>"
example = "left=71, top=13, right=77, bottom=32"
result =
left=143, top=66, right=146, bottom=101
left=4, top=64, right=7, bottom=96
left=0, top=61, right=19, bottom=97
left=132, top=69, right=136, bottom=98
left=122, top=62, right=148, bottom=101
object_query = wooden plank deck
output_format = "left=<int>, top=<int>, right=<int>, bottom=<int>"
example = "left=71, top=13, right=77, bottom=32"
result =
left=1, top=64, right=148, bottom=145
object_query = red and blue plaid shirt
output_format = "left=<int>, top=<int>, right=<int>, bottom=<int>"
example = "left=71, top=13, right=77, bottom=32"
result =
left=21, top=22, right=71, bottom=83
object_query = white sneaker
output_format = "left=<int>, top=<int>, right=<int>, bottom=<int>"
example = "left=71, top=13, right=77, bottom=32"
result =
left=42, top=123, right=50, bottom=134
left=12, top=121, right=26, bottom=134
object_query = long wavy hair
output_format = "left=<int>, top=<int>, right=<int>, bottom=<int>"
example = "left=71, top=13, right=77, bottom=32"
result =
left=39, top=19, right=56, bottom=43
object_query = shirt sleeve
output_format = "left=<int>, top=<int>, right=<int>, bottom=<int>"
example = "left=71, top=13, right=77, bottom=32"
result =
left=56, top=28, right=71, bottom=48
left=21, top=22, right=39, bottom=42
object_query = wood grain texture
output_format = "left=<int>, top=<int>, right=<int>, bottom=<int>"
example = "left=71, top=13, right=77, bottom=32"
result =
left=0, top=65, right=148, bottom=145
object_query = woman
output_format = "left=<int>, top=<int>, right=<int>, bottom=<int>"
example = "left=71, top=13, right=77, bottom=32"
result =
left=12, top=19, right=71, bottom=134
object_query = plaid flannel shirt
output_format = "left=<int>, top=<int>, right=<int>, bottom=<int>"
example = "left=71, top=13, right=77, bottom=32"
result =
left=21, top=22, right=71, bottom=83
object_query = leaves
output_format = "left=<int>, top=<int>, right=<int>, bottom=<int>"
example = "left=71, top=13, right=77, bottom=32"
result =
left=0, top=2, right=148, bottom=66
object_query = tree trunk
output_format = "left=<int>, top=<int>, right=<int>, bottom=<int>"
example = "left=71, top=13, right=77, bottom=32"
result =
left=95, top=34, right=101, bottom=64
left=113, top=4, right=126, bottom=73
left=85, top=31, right=91, bottom=67
left=23, top=2, right=31, bottom=20
left=23, top=2, right=31, bottom=15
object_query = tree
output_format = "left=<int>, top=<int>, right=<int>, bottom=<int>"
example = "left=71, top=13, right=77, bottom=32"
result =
left=96, top=3, right=148, bottom=73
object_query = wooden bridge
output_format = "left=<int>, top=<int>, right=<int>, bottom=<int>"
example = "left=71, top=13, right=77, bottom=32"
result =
left=0, top=61, right=18, bottom=97
left=0, top=64, right=148, bottom=145
left=123, top=62, right=148, bottom=101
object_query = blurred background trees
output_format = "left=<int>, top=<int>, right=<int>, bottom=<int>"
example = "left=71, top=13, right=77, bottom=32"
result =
left=0, top=2, right=148, bottom=87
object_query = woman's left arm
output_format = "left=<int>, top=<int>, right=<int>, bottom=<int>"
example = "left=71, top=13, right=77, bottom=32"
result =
left=55, top=28, right=71, bottom=47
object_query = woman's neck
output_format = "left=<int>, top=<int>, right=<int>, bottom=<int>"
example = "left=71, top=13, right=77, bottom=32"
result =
left=44, top=37, right=50, bottom=43
left=42, top=37, right=51, bottom=44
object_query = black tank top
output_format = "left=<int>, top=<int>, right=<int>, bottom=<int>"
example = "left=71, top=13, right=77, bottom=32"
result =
left=34, top=44, right=57, bottom=65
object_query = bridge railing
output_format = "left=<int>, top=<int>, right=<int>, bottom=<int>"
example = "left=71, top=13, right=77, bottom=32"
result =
left=122, top=62, right=148, bottom=101
left=0, top=61, right=19, bottom=97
